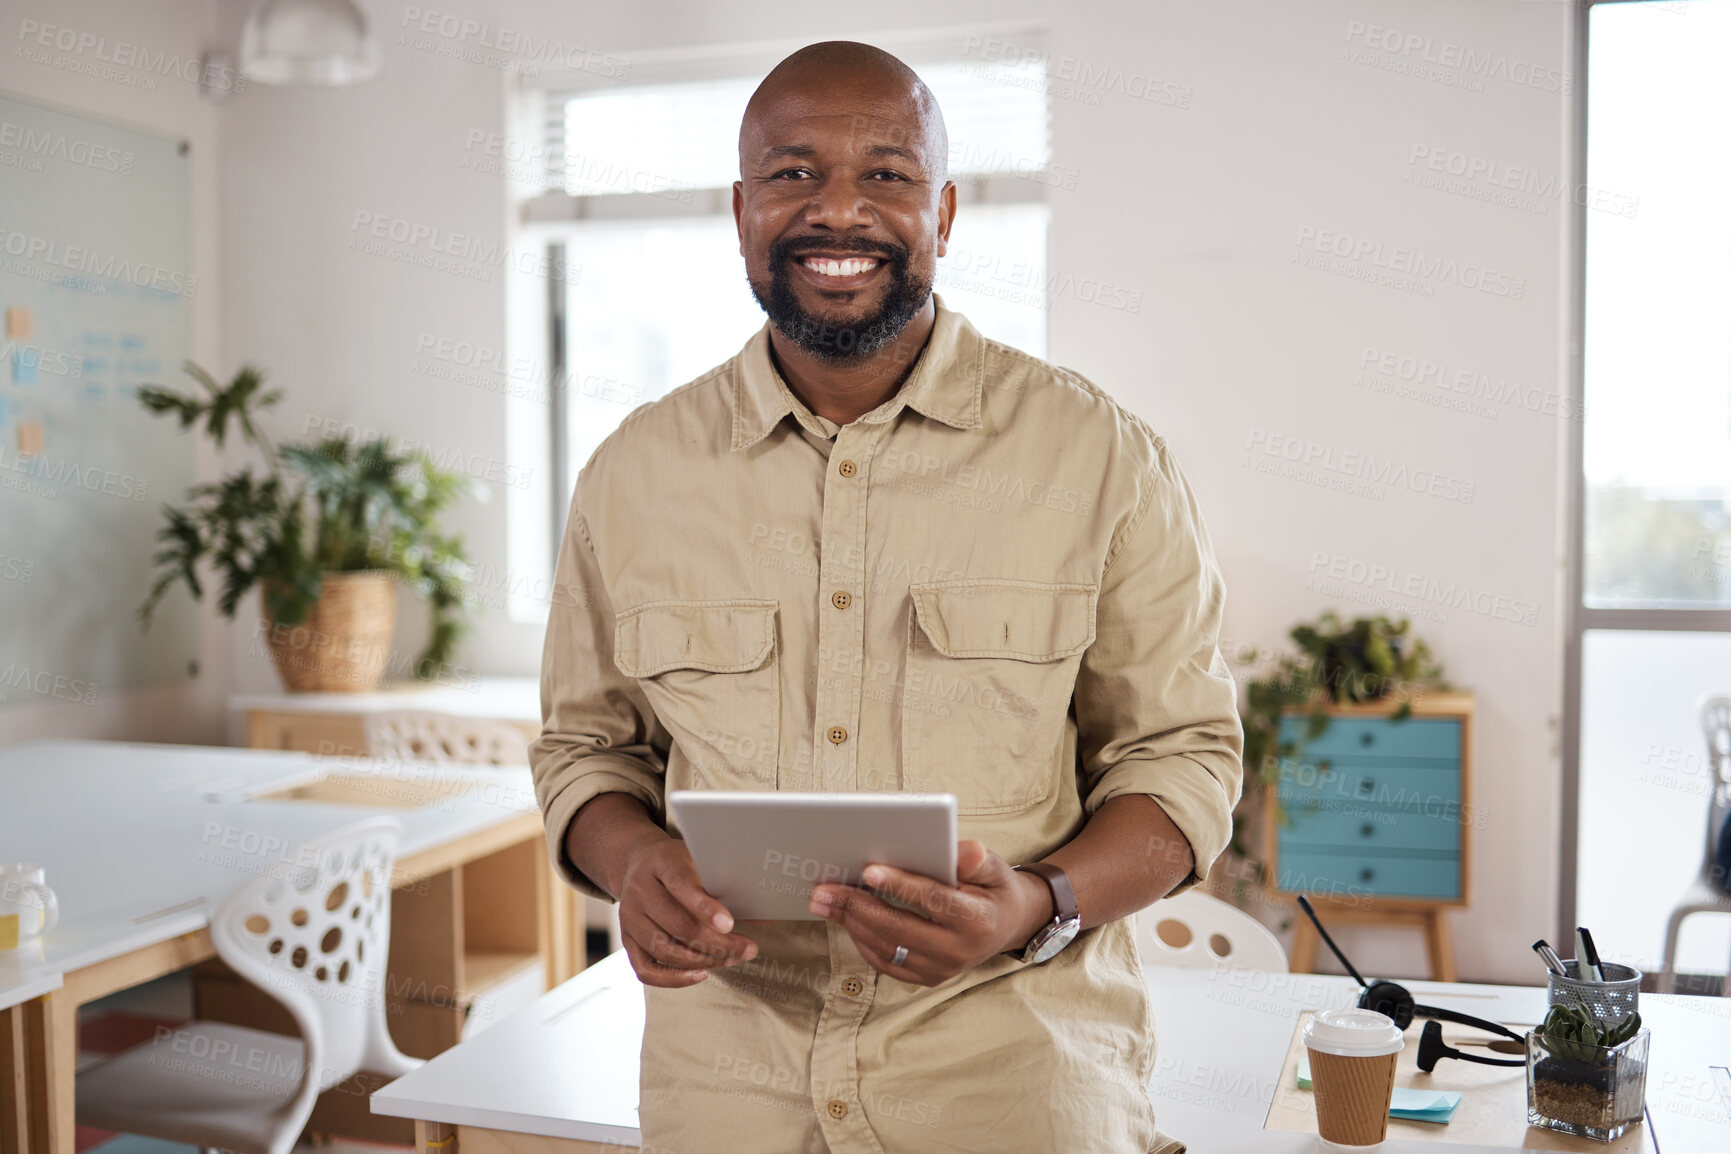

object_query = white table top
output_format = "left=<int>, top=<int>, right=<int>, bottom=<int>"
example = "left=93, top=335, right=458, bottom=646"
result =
left=373, top=959, right=1731, bottom=1152
left=373, top=949, right=643, bottom=1144
left=229, top=676, right=540, bottom=721
left=0, top=739, right=539, bottom=1009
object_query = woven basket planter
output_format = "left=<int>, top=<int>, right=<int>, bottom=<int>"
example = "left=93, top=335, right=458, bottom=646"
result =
left=260, top=571, right=399, bottom=692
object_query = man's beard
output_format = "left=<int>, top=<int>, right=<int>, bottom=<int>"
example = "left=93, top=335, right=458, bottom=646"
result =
left=749, top=236, right=932, bottom=362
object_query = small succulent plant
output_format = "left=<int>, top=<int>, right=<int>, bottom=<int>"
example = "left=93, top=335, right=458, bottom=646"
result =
left=1537, top=1002, right=1642, bottom=1064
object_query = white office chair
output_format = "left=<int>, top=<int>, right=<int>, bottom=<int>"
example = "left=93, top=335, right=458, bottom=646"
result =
left=363, top=709, right=529, bottom=766
left=1136, top=889, right=1288, bottom=973
left=1656, top=694, right=1731, bottom=995
left=76, top=816, right=421, bottom=1154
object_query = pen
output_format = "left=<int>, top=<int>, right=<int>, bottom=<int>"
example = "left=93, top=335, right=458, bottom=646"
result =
left=1532, top=939, right=1567, bottom=977
left=1579, top=927, right=1606, bottom=983
left=1574, top=928, right=1595, bottom=982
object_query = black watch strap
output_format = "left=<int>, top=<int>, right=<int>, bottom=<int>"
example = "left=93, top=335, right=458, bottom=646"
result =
left=1014, top=862, right=1078, bottom=925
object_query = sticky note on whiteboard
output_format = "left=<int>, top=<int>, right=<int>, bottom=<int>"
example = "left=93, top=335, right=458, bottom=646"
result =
left=12, top=351, right=37, bottom=385
left=17, top=419, right=44, bottom=456
left=4, top=306, right=30, bottom=340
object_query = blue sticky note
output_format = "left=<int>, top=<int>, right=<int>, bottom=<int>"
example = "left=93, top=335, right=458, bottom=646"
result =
left=12, top=351, right=37, bottom=384
left=1296, top=1055, right=1463, bottom=1124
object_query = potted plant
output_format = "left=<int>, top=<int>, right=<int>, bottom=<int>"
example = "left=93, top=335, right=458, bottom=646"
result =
left=137, top=362, right=474, bottom=692
left=1238, top=611, right=1450, bottom=793
left=1526, top=1002, right=1648, bottom=1141
left=1219, top=613, right=1451, bottom=904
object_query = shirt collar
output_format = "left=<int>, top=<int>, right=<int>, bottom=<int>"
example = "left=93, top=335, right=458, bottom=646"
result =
left=731, top=292, right=984, bottom=452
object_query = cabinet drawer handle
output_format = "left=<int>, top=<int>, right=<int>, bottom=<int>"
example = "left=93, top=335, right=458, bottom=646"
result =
left=1359, top=867, right=1375, bottom=883
left=1360, top=823, right=1376, bottom=839
left=1355, top=778, right=1375, bottom=797
left=1359, top=731, right=1375, bottom=747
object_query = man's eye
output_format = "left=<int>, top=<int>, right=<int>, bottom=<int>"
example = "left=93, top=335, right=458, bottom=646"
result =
left=867, top=171, right=908, bottom=182
left=772, top=168, right=813, bottom=180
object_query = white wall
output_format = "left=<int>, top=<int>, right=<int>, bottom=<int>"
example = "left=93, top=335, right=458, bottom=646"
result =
left=0, top=0, right=232, bottom=746
left=12, top=0, right=1569, bottom=983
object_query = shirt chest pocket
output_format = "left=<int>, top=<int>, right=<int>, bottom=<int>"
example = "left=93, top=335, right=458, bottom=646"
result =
left=614, top=599, right=780, bottom=788
left=901, top=580, right=1097, bottom=815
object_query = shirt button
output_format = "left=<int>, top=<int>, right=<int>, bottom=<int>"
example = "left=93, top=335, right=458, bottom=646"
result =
left=827, top=725, right=847, bottom=745
left=827, top=1099, right=848, bottom=1120
left=841, top=976, right=864, bottom=996
left=837, top=459, right=857, bottom=478
left=831, top=590, right=852, bottom=610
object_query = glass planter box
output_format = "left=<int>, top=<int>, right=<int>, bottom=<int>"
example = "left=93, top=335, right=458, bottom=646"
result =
left=1526, top=1027, right=1650, bottom=1142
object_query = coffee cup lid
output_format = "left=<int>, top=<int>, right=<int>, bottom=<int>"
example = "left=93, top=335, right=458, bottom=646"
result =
left=1303, top=1007, right=1406, bottom=1057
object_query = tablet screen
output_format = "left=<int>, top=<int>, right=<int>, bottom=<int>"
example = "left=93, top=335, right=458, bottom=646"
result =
left=668, top=791, right=958, bottom=920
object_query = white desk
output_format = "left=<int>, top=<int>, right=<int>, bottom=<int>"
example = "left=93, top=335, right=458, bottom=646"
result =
left=0, top=950, right=59, bottom=1011
left=230, top=676, right=541, bottom=721
left=231, top=676, right=541, bottom=753
left=374, top=958, right=1731, bottom=1154
left=0, top=739, right=548, bottom=1154
left=231, top=675, right=609, bottom=989
left=373, top=950, right=643, bottom=1149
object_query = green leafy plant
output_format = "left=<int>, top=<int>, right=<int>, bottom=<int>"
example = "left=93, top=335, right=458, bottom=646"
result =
left=1537, top=1003, right=1643, bottom=1064
left=137, top=361, right=474, bottom=677
left=1239, top=612, right=1450, bottom=791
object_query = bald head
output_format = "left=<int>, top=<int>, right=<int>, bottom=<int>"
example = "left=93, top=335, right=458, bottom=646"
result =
left=739, top=41, right=948, bottom=183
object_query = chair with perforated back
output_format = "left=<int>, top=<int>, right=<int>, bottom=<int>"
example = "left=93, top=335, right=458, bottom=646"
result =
left=1135, top=888, right=1288, bottom=973
left=1656, top=693, right=1731, bottom=995
left=363, top=709, right=530, bottom=766
left=76, top=816, right=421, bottom=1154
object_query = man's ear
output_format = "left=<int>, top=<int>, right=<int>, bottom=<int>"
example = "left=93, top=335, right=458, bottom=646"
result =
left=935, top=180, right=957, bottom=258
left=733, top=181, right=745, bottom=253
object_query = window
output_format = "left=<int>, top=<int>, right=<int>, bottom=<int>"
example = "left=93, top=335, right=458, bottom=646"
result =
left=1569, top=0, right=1731, bottom=978
left=504, top=40, right=1054, bottom=621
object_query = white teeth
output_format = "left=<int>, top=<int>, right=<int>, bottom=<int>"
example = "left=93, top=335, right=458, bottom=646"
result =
left=803, top=257, right=878, bottom=277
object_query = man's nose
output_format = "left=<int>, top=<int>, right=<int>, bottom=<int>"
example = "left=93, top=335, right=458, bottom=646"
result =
left=801, top=176, right=875, bottom=231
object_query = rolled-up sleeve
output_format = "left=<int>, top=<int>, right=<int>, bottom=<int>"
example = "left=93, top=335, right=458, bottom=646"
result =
left=529, top=488, right=669, bottom=900
left=1074, top=436, right=1244, bottom=892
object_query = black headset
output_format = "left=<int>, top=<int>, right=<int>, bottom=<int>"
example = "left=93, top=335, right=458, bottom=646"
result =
left=1296, top=896, right=1525, bottom=1069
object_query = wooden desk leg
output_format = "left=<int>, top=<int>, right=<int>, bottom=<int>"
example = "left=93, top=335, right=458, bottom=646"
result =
left=457, top=1126, right=636, bottom=1152
left=1, top=1002, right=28, bottom=1154
left=538, top=853, right=573, bottom=988
left=1425, top=908, right=1457, bottom=983
left=1289, top=916, right=1320, bottom=974
left=415, top=1119, right=458, bottom=1152
left=21, top=991, right=72, bottom=1154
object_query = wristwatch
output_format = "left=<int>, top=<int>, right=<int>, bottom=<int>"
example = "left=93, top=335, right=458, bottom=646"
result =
left=1008, top=862, right=1080, bottom=964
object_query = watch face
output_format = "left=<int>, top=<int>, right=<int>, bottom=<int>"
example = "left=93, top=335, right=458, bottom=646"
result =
left=1027, top=917, right=1080, bottom=964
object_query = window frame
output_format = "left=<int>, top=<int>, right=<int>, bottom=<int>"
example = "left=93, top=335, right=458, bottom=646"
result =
left=1559, top=0, right=1731, bottom=949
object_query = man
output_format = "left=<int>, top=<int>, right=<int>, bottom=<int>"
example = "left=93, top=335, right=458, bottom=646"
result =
left=530, top=40, right=1242, bottom=1154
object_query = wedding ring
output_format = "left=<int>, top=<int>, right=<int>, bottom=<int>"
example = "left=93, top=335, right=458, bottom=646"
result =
left=891, top=945, right=909, bottom=966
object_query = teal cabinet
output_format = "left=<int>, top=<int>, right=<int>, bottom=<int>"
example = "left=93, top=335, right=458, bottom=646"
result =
left=1270, top=712, right=1468, bottom=903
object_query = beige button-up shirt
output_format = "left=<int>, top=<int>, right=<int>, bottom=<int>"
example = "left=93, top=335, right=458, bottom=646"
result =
left=531, top=296, right=1242, bottom=1154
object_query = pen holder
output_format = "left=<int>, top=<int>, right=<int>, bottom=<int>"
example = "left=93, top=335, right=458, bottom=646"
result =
left=1526, top=1026, right=1650, bottom=1142
left=1547, top=961, right=1640, bottom=1026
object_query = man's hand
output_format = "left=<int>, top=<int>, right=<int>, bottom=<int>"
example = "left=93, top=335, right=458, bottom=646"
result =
left=616, top=836, right=759, bottom=988
left=808, top=840, right=1054, bottom=986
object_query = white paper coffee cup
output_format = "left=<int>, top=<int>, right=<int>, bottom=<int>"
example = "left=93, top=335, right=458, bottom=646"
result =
left=1304, top=1008, right=1406, bottom=1147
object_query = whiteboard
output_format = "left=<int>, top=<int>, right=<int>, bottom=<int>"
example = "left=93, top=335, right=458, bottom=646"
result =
left=0, top=92, right=196, bottom=703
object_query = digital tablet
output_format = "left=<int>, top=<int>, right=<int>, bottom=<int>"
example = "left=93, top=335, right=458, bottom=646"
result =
left=667, top=791, right=958, bottom=920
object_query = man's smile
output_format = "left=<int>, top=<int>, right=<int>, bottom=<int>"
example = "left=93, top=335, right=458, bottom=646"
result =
left=794, top=253, right=885, bottom=290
